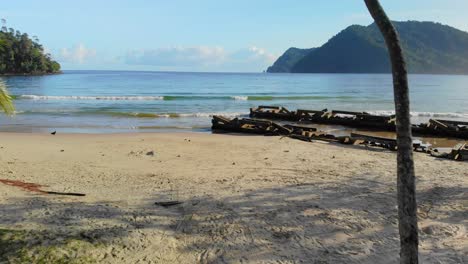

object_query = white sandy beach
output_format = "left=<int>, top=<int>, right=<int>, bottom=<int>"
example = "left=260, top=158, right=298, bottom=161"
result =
left=0, top=132, right=466, bottom=263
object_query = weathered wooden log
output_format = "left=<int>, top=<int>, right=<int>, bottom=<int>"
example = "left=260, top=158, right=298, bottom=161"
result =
left=212, top=115, right=231, bottom=124
left=257, top=105, right=280, bottom=109
left=250, top=106, right=468, bottom=139
left=271, top=122, right=293, bottom=135
left=283, top=124, right=317, bottom=134
left=212, top=116, right=465, bottom=162
left=430, top=143, right=467, bottom=161
left=434, top=119, right=468, bottom=127
left=212, top=116, right=292, bottom=135
left=249, top=106, right=297, bottom=121
left=428, top=119, right=449, bottom=129
left=45, top=191, right=86, bottom=196
left=357, top=114, right=393, bottom=122
left=351, top=133, right=398, bottom=150
left=155, top=201, right=183, bottom=207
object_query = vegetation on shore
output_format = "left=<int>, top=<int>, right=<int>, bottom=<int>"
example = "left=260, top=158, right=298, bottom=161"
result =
left=0, top=229, right=98, bottom=264
left=0, top=81, right=14, bottom=115
left=0, top=19, right=60, bottom=75
left=266, top=47, right=315, bottom=73
left=268, top=21, right=468, bottom=74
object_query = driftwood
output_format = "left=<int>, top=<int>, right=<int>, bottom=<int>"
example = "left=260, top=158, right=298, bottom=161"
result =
left=351, top=133, right=398, bottom=150
left=350, top=133, right=431, bottom=152
left=283, top=124, right=317, bottom=134
left=250, top=106, right=468, bottom=139
left=211, top=116, right=467, bottom=162
left=249, top=106, right=299, bottom=121
left=155, top=201, right=183, bottom=207
left=431, top=143, right=468, bottom=161
left=434, top=119, right=468, bottom=126
left=212, top=116, right=292, bottom=135
left=45, top=191, right=86, bottom=196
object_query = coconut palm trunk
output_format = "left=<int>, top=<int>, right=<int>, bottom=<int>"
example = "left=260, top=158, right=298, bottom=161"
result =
left=363, top=1, right=418, bottom=263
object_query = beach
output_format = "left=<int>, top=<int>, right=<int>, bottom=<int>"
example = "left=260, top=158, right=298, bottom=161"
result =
left=0, top=132, right=466, bottom=263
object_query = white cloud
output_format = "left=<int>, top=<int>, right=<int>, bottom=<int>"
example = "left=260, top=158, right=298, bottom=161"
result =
left=232, top=46, right=277, bottom=64
left=125, top=46, right=226, bottom=67
left=125, top=45, right=277, bottom=71
left=58, top=44, right=96, bottom=64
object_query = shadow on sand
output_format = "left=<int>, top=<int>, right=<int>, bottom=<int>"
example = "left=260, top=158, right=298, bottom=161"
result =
left=1, top=178, right=466, bottom=263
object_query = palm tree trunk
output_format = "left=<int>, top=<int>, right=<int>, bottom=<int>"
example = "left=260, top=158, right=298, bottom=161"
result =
left=363, top=1, right=418, bottom=263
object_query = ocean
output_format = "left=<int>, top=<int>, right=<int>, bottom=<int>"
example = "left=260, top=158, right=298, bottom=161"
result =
left=1, top=70, right=467, bottom=133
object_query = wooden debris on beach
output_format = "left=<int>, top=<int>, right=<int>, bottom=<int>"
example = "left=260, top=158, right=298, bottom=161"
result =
left=212, top=115, right=351, bottom=143
left=283, top=124, right=317, bottom=134
left=250, top=105, right=468, bottom=139
left=412, top=119, right=468, bottom=138
left=212, top=115, right=292, bottom=135
left=210, top=116, right=468, bottom=161
left=249, top=105, right=297, bottom=121
left=350, top=133, right=431, bottom=152
left=351, top=133, right=398, bottom=150
left=250, top=106, right=395, bottom=129
left=431, top=143, right=468, bottom=161
left=155, top=201, right=183, bottom=207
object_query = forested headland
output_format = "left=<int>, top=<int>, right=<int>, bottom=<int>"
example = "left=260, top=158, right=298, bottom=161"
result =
left=0, top=19, right=60, bottom=75
left=268, top=21, right=468, bottom=74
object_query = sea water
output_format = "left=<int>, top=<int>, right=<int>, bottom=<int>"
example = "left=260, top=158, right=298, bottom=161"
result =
left=1, top=70, right=467, bottom=133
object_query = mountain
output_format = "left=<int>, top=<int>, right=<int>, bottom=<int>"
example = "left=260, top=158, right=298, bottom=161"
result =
left=266, top=47, right=315, bottom=73
left=267, top=21, right=468, bottom=74
left=0, top=26, right=61, bottom=75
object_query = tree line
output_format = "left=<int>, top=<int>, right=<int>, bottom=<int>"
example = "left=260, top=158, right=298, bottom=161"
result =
left=0, top=19, right=60, bottom=75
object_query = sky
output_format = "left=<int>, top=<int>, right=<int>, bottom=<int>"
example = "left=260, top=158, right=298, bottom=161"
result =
left=1, top=0, right=468, bottom=72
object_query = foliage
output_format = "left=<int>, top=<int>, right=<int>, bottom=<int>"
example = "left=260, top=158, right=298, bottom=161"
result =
left=0, top=229, right=98, bottom=264
left=0, top=20, right=61, bottom=75
left=268, top=21, right=468, bottom=74
left=0, top=80, right=14, bottom=115
left=266, top=47, right=315, bottom=73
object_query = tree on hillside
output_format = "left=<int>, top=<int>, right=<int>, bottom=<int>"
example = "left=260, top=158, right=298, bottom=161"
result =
left=363, top=1, right=419, bottom=263
left=0, top=18, right=60, bottom=74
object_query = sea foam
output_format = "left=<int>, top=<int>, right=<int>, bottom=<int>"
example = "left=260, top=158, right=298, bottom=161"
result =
left=19, top=95, right=165, bottom=100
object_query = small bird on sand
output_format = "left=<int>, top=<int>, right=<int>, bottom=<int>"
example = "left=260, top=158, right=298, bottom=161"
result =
left=51, top=131, right=56, bottom=135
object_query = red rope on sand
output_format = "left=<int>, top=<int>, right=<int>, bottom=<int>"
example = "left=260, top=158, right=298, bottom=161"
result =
left=0, top=179, right=47, bottom=193
left=0, top=179, right=85, bottom=196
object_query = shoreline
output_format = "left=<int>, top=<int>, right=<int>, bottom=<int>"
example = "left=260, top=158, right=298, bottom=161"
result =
left=0, top=132, right=466, bottom=263
left=0, top=127, right=463, bottom=148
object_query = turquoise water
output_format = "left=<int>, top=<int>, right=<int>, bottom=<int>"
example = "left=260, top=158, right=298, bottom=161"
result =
left=1, top=70, right=468, bottom=133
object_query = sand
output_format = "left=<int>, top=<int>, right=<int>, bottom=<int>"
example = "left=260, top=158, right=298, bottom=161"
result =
left=0, top=132, right=466, bottom=263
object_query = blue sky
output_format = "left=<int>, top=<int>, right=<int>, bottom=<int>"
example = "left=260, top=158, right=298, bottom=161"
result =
left=2, top=0, right=467, bottom=72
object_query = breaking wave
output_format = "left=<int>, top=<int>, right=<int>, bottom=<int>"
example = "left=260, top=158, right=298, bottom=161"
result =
left=16, top=94, right=357, bottom=101
left=14, top=108, right=467, bottom=120
left=17, top=95, right=165, bottom=101
left=14, top=109, right=247, bottom=118
left=369, top=110, right=468, bottom=119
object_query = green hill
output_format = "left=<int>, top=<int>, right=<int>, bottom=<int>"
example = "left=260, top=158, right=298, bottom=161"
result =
left=266, top=47, right=315, bottom=73
left=268, top=21, right=468, bottom=74
left=0, top=24, right=60, bottom=75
